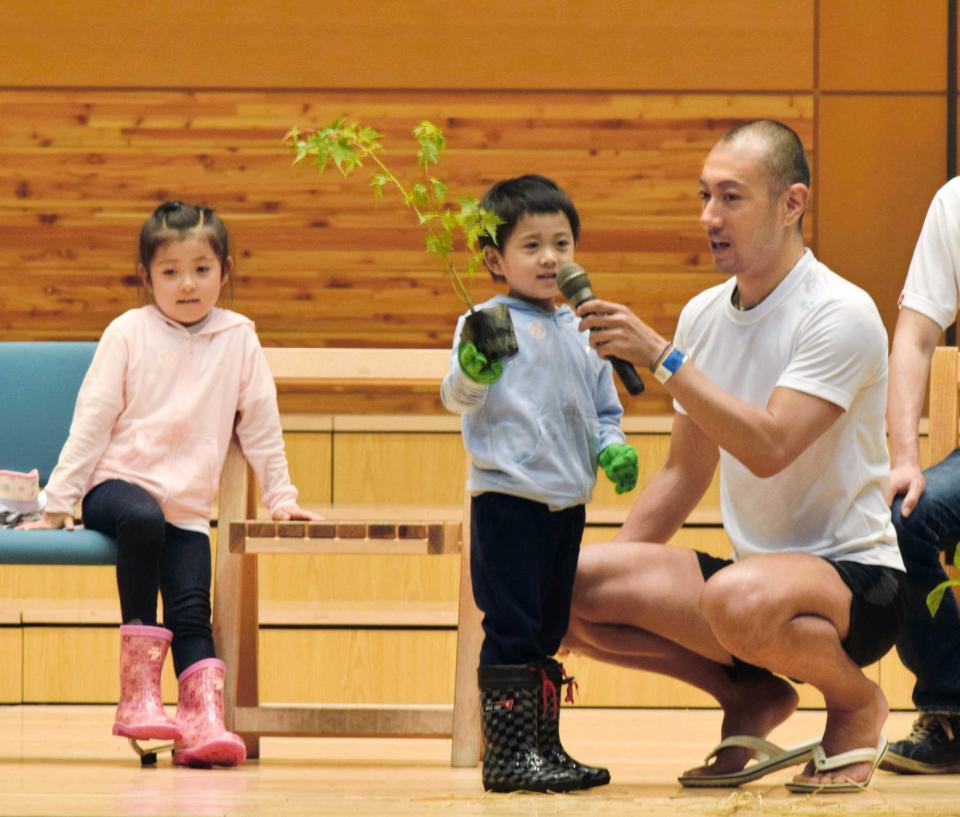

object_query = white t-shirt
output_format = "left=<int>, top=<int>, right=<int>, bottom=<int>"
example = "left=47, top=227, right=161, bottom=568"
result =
left=674, top=249, right=904, bottom=570
left=900, top=177, right=960, bottom=328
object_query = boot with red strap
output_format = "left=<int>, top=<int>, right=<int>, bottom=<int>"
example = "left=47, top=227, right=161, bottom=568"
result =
left=539, top=657, right=610, bottom=789
left=478, top=664, right=581, bottom=792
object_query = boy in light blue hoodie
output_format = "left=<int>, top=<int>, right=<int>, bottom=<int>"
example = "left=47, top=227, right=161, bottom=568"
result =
left=441, top=174, right=637, bottom=794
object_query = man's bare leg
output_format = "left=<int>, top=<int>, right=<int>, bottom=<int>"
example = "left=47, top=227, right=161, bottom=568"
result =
left=701, top=553, right=888, bottom=786
left=568, top=542, right=799, bottom=777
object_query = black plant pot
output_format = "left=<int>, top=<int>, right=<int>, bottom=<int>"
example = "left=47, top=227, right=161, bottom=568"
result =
left=461, top=304, right=519, bottom=362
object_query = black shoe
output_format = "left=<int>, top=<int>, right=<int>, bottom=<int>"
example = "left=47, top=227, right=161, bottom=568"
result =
left=880, top=714, right=960, bottom=774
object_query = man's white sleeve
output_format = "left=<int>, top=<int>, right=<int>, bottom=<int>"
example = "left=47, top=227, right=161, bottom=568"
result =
left=900, top=179, right=960, bottom=329
left=777, top=299, right=887, bottom=411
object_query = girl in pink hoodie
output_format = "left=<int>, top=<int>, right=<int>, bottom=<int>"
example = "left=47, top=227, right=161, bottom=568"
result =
left=23, top=201, right=319, bottom=767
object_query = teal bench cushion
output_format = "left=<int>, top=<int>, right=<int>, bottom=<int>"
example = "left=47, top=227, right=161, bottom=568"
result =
left=0, top=342, right=97, bottom=484
left=0, top=341, right=117, bottom=565
left=0, top=527, right=117, bottom=565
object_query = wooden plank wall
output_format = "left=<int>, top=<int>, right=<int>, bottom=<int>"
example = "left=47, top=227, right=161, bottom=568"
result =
left=0, top=91, right=809, bottom=361
left=1, top=2, right=947, bottom=411
left=0, top=0, right=813, bottom=416
left=817, top=2, right=948, bottom=337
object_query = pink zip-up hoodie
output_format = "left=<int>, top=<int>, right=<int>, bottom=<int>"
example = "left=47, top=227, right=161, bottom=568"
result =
left=44, top=305, right=298, bottom=532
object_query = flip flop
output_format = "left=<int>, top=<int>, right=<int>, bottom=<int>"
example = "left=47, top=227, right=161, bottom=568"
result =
left=785, top=735, right=889, bottom=794
left=677, top=735, right=820, bottom=788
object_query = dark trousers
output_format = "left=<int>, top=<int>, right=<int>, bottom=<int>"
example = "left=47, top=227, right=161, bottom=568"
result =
left=82, top=479, right=215, bottom=676
left=470, top=492, right=585, bottom=666
left=891, top=447, right=960, bottom=714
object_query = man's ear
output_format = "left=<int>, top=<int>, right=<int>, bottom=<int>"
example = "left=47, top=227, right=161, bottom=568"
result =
left=783, top=183, right=809, bottom=229
left=137, top=264, right=152, bottom=292
left=483, top=246, right=506, bottom=281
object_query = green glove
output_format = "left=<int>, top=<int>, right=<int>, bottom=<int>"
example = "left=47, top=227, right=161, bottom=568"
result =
left=598, top=443, right=638, bottom=494
left=458, top=341, right=503, bottom=385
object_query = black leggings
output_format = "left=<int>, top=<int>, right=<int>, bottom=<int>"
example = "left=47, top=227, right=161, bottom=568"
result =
left=82, top=479, right=215, bottom=675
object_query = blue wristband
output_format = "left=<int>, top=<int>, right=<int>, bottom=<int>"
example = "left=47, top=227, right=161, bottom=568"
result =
left=654, top=347, right=687, bottom=384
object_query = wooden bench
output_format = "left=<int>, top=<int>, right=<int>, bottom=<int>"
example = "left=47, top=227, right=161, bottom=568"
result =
left=929, top=346, right=960, bottom=466
left=0, top=342, right=482, bottom=764
left=928, top=346, right=960, bottom=571
left=213, top=347, right=483, bottom=767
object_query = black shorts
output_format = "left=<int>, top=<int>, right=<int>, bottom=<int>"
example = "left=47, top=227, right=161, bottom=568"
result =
left=696, top=551, right=906, bottom=670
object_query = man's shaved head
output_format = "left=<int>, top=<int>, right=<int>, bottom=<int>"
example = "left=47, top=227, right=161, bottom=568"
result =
left=718, top=120, right=810, bottom=196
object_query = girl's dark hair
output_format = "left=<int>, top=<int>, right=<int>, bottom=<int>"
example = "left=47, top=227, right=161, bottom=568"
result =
left=138, top=200, right=231, bottom=273
left=477, top=174, right=580, bottom=251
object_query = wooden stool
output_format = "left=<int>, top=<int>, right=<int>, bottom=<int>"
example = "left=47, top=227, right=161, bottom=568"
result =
left=211, top=347, right=482, bottom=767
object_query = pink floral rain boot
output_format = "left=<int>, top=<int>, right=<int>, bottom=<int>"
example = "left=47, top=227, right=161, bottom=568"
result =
left=173, top=658, right=247, bottom=768
left=113, top=624, right=181, bottom=740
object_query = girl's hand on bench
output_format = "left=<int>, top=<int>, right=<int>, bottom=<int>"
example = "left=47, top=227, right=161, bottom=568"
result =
left=18, top=511, right=75, bottom=531
left=272, top=505, right=325, bottom=522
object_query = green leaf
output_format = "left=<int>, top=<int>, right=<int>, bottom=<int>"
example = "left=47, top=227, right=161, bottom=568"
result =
left=458, top=197, right=480, bottom=220
left=357, top=125, right=384, bottom=152
left=329, top=139, right=362, bottom=175
left=295, top=135, right=328, bottom=171
left=287, top=130, right=322, bottom=167
left=318, top=118, right=346, bottom=143
left=466, top=253, right=484, bottom=277
left=291, top=140, right=310, bottom=166
left=410, top=182, right=430, bottom=207
left=480, top=209, right=505, bottom=245
left=927, top=579, right=960, bottom=617
left=414, top=120, right=446, bottom=167
left=463, top=221, right=482, bottom=252
left=370, top=172, right=390, bottom=201
left=311, top=151, right=330, bottom=173
left=954, top=544, right=960, bottom=568
left=416, top=144, right=439, bottom=167
left=286, top=115, right=481, bottom=310
left=425, top=231, right=454, bottom=257
left=430, top=177, right=447, bottom=204
left=453, top=198, right=500, bottom=249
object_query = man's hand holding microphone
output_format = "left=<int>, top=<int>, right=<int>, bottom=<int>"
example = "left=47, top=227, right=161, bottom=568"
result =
left=556, top=263, right=646, bottom=395
left=556, top=263, right=687, bottom=388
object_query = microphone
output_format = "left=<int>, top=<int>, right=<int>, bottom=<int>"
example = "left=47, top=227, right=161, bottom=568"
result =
left=556, top=262, right=645, bottom=396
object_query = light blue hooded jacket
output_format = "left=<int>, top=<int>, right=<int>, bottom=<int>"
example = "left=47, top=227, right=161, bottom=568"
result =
left=441, top=294, right=626, bottom=510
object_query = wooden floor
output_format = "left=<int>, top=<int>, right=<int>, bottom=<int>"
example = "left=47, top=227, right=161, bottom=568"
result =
left=0, top=706, right=954, bottom=816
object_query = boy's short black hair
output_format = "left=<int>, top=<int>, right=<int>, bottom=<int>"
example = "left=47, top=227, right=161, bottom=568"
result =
left=477, top=174, right=580, bottom=251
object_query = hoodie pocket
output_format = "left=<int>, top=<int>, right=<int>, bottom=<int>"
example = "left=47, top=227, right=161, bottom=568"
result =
left=490, top=414, right=543, bottom=468
left=173, top=434, right=220, bottom=509
left=528, top=409, right=598, bottom=494
left=128, top=430, right=219, bottom=509
left=123, top=430, right=170, bottom=496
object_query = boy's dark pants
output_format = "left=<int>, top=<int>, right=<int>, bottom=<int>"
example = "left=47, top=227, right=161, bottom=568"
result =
left=470, top=492, right=585, bottom=666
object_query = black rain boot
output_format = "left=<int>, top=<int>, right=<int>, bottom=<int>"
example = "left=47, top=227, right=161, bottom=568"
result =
left=538, top=658, right=611, bottom=789
left=478, top=664, right=581, bottom=793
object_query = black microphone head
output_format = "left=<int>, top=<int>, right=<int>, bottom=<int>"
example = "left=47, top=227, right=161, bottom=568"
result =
left=556, top=263, right=595, bottom=308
